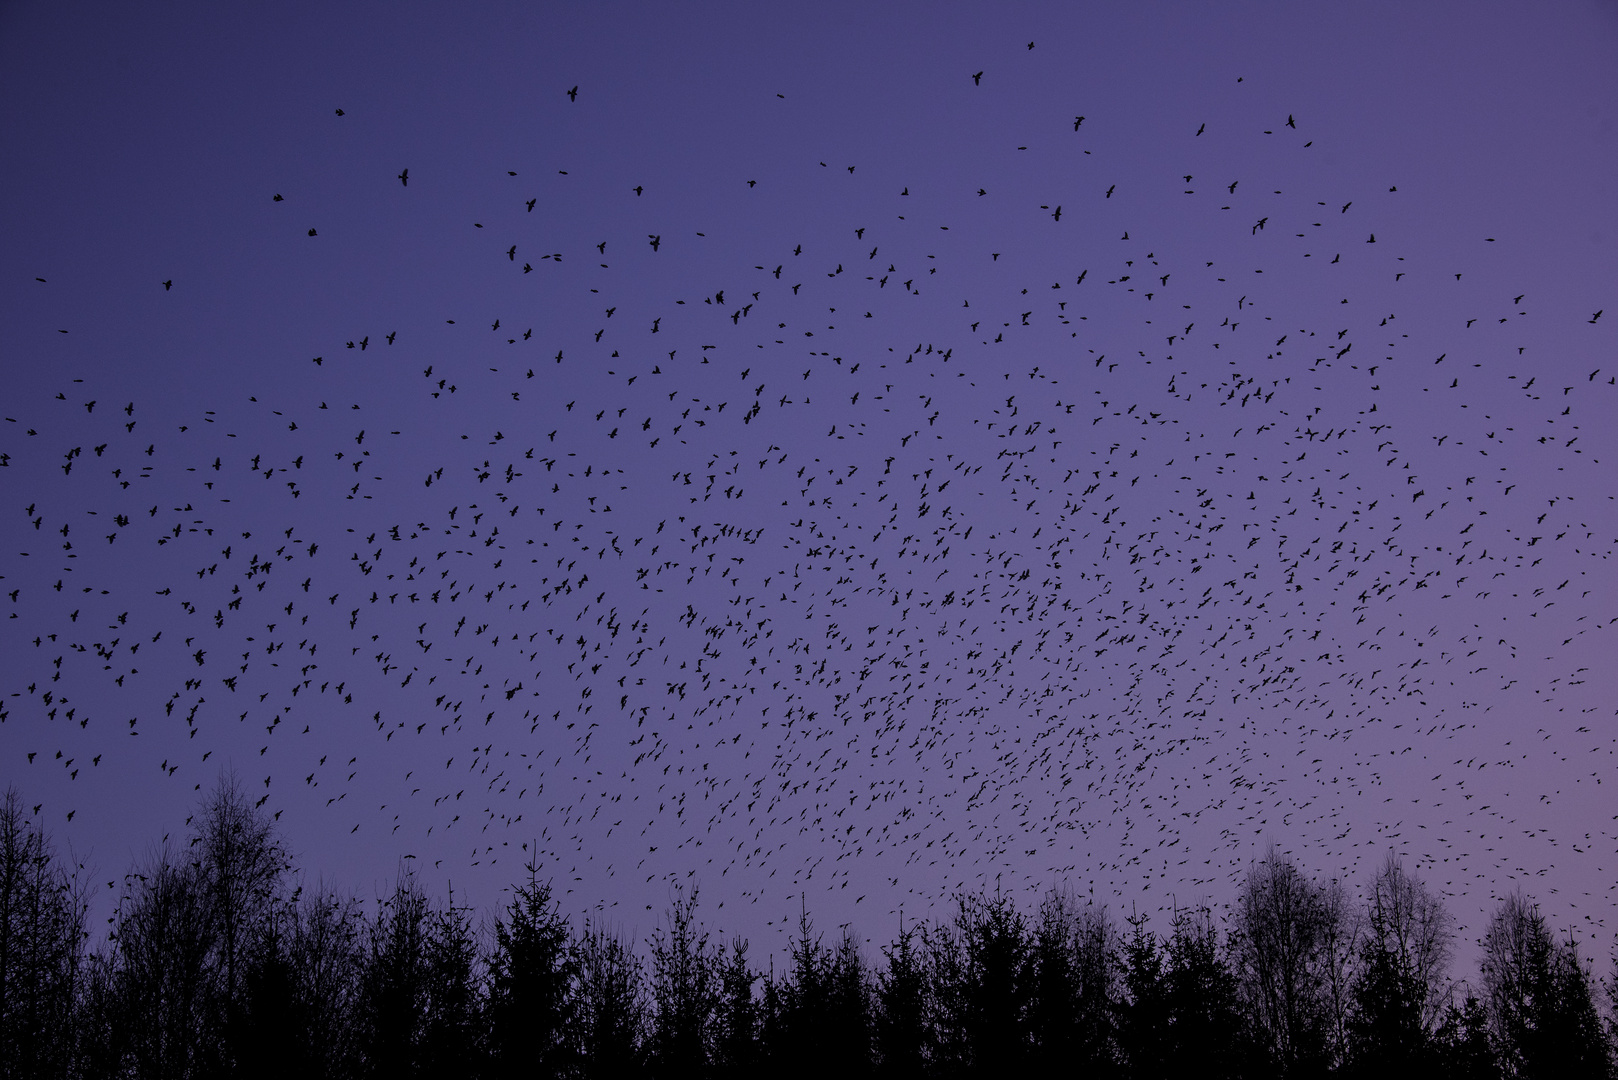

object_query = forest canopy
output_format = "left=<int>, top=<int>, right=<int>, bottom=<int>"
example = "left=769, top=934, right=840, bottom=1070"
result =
left=2, top=778, right=1613, bottom=1079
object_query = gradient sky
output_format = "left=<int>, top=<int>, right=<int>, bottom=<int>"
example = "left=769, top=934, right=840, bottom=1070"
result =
left=3, top=0, right=1617, bottom=966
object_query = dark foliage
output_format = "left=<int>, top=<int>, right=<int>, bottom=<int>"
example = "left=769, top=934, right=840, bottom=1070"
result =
left=0, top=789, right=86, bottom=1080
left=486, top=865, right=573, bottom=1078
left=12, top=780, right=1618, bottom=1078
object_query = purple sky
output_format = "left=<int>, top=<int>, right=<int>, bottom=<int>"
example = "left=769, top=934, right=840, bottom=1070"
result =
left=3, top=0, right=1617, bottom=965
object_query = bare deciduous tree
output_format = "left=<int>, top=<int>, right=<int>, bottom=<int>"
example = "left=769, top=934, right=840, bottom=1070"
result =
left=0, top=790, right=86, bottom=1080
left=191, top=772, right=289, bottom=1022
left=111, top=844, right=218, bottom=1080
left=1231, top=847, right=1339, bottom=1076
left=286, top=887, right=366, bottom=1080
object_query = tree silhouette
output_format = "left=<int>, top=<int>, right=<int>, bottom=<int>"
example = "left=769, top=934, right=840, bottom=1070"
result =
left=226, top=910, right=298, bottom=1080
left=0, top=790, right=86, bottom=1080
left=284, top=888, right=367, bottom=1080
left=711, top=936, right=760, bottom=1080
left=770, top=906, right=837, bottom=1080
left=1431, top=993, right=1497, bottom=1080
left=934, top=890, right=1031, bottom=1077
left=1119, top=909, right=1169, bottom=1078
left=1027, top=888, right=1118, bottom=1077
left=1344, top=857, right=1452, bottom=1076
left=1231, top=848, right=1339, bottom=1077
left=573, top=918, right=650, bottom=1079
left=825, top=931, right=873, bottom=1079
left=188, top=773, right=292, bottom=1077
left=12, top=776, right=1618, bottom=1080
left=1163, top=905, right=1246, bottom=1079
left=418, top=888, right=482, bottom=1079
left=873, top=915, right=927, bottom=1080
left=192, top=772, right=290, bottom=1058
left=647, top=887, right=716, bottom=1078
left=358, top=869, right=433, bottom=1079
left=486, top=864, right=574, bottom=1078
left=1480, top=892, right=1610, bottom=1078
left=108, top=843, right=218, bottom=1079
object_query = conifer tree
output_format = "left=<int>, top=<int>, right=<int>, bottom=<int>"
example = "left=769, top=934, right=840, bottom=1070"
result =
left=712, top=936, right=760, bottom=1080
left=647, top=887, right=717, bottom=1078
left=1163, top=905, right=1245, bottom=1079
left=874, top=915, right=927, bottom=1080
left=486, top=863, right=574, bottom=1078
left=358, top=869, right=433, bottom=1079
left=573, top=918, right=649, bottom=1078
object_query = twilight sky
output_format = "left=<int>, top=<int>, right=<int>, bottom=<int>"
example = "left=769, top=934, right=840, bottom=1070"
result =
left=3, top=0, right=1616, bottom=960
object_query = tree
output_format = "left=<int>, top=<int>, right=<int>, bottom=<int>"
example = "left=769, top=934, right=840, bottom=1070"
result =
left=825, top=931, right=873, bottom=1078
left=1070, top=899, right=1121, bottom=1074
left=486, top=865, right=575, bottom=1078
left=573, top=918, right=648, bottom=1078
left=1027, top=888, right=1118, bottom=1077
left=418, top=887, right=483, bottom=1079
left=712, top=936, right=760, bottom=1080
left=1162, top=905, right=1245, bottom=1079
left=1480, top=892, right=1610, bottom=1078
left=874, top=915, right=927, bottom=1080
left=770, top=905, right=835, bottom=1080
left=1345, top=857, right=1453, bottom=1075
left=226, top=908, right=299, bottom=1080
left=0, top=790, right=86, bottom=1080
left=647, top=887, right=716, bottom=1078
left=183, top=773, right=293, bottom=1078
left=191, top=771, right=290, bottom=1042
left=937, top=890, right=1031, bottom=1077
left=358, top=869, right=433, bottom=1079
left=285, top=887, right=367, bottom=1080
left=1231, top=848, right=1339, bottom=1077
left=1316, top=878, right=1357, bottom=1068
left=1536, top=932, right=1609, bottom=1078
left=1118, top=910, right=1169, bottom=1079
left=1432, top=992, right=1499, bottom=1080
left=109, top=843, right=219, bottom=1080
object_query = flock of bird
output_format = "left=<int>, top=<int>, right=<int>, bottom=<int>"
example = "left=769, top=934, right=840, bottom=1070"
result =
left=5, top=62, right=1615, bottom=951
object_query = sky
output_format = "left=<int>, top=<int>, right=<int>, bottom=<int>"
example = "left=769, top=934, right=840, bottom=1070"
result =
left=3, top=0, right=1617, bottom=964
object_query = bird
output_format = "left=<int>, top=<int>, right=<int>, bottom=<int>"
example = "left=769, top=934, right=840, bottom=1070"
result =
left=567, top=85, right=578, bottom=101
left=10, top=49, right=1609, bottom=973
left=399, top=169, right=409, bottom=186
left=162, top=280, right=172, bottom=290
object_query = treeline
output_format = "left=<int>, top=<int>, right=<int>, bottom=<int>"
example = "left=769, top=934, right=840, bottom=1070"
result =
left=2, top=780, right=1615, bottom=1079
